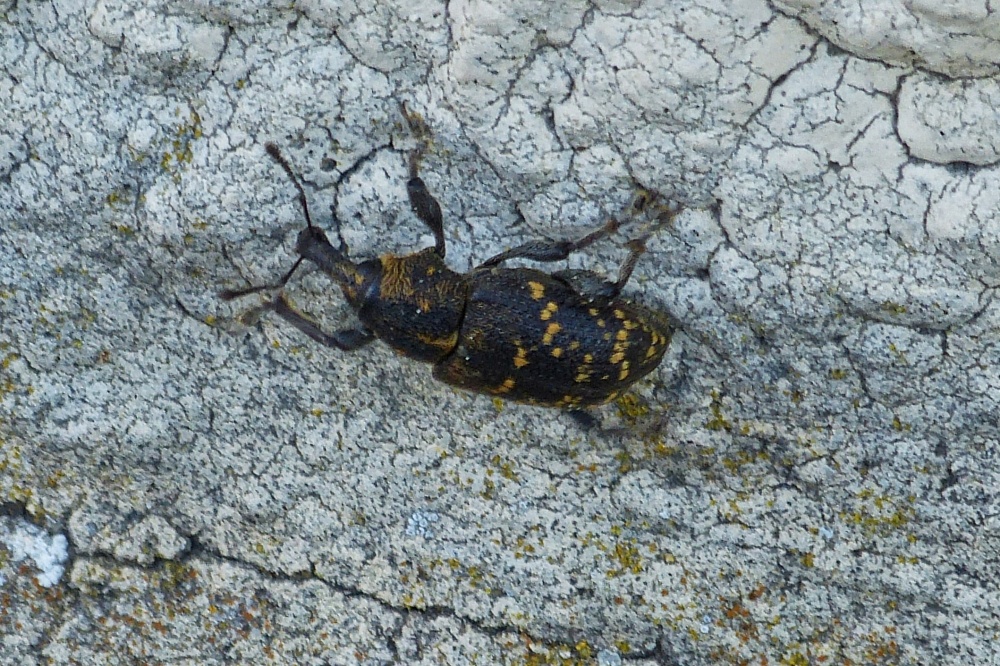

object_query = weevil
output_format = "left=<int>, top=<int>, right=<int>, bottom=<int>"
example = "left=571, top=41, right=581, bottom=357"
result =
left=222, top=119, right=676, bottom=410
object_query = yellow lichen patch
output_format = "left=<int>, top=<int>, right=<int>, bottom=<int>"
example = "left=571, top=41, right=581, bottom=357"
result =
left=540, top=301, right=558, bottom=321
left=528, top=281, right=545, bottom=300
left=542, top=322, right=562, bottom=345
left=551, top=347, right=563, bottom=358
left=514, top=346, right=529, bottom=368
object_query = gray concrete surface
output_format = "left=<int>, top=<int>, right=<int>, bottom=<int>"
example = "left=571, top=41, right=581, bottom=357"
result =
left=1, top=1, right=999, bottom=664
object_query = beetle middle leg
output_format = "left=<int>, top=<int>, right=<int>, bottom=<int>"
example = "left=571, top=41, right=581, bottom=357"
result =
left=476, top=216, right=622, bottom=269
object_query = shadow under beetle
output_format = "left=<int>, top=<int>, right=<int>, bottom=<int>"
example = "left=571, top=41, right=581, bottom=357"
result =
left=222, top=113, right=676, bottom=410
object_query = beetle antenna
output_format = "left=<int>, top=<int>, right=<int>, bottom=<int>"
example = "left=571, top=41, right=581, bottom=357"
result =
left=265, top=142, right=315, bottom=230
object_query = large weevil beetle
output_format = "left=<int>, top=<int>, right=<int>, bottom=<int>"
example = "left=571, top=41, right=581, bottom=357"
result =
left=222, top=111, right=676, bottom=410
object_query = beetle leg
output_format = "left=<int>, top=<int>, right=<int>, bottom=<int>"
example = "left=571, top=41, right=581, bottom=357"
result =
left=551, top=235, right=648, bottom=301
left=399, top=102, right=446, bottom=257
left=476, top=217, right=621, bottom=269
left=551, top=268, right=618, bottom=301
left=263, top=293, right=374, bottom=351
left=407, top=175, right=446, bottom=258
left=608, top=236, right=648, bottom=297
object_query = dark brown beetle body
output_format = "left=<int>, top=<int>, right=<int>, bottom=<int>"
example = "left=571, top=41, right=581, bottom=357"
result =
left=223, top=124, right=674, bottom=409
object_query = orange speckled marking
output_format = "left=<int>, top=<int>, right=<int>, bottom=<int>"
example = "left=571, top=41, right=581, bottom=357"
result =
left=417, top=331, right=459, bottom=351
left=542, top=322, right=562, bottom=345
left=514, top=346, right=529, bottom=368
left=494, top=377, right=516, bottom=394
left=379, top=255, right=415, bottom=299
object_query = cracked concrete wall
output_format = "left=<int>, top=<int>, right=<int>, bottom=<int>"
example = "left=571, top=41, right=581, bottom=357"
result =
left=1, top=0, right=998, bottom=664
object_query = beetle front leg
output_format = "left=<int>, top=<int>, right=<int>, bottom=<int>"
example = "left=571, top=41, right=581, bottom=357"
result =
left=399, top=102, right=446, bottom=258
left=406, top=175, right=446, bottom=258
left=247, top=293, right=374, bottom=351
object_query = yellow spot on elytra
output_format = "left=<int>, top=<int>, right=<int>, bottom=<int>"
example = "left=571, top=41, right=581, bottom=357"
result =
left=618, top=367, right=629, bottom=381
left=597, top=319, right=606, bottom=328
left=514, top=346, right=529, bottom=368
left=614, top=309, right=626, bottom=319
left=574, top=371, right=591, bottom=383
left=528, top=281, right=545, bottom=300
left=551, top=347, right=563, bottom=358
left=495, top=377, right=516, bottom=394
left=542, top=322, right=562, bottom=345
left=645, top=345, right=658, bottom=359
left=610, top=351, right=626, bottom=365
left=416, top=331, right=459, bottom=351
left=583, top=353, right=594, bottom=364
left=568, top=340, right=581, bottom=351
left=616, top=329, right=629, bottom=342
left=540, top=302, right=558, bottom=321
left=588, top=308, right=599, bottom=316
left=623, top=320, right=638, bottom=330
left=603, top=332, right=612, bottom=341
left=426, top=266, right=437, bottom=276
